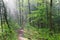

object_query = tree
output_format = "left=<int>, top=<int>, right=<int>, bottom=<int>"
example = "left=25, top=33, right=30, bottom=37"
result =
left=49, top=0, right=53, bottom=31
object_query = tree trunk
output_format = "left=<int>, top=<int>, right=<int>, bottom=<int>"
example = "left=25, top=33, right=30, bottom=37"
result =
left=50, top=0, right=53, bottom=30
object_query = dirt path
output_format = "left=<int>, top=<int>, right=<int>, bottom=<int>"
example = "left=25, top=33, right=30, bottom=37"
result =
left=18, top=28, right=28, bottom=40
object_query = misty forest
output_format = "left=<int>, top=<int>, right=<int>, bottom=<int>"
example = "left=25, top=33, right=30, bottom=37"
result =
left=0, top=0, right=60, bottom=40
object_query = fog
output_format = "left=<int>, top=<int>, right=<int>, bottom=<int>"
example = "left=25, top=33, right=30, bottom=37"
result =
left=3, top=0, right=16, bottom=14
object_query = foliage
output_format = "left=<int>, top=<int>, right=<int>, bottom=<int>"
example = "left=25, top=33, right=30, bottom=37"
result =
left=0, top=20, right=19, bottom=40
left=24, top=24, right=60, bottom=40
left=28, top=2, right=47, bottom=28
left=1, top=0, right=60, bottom=40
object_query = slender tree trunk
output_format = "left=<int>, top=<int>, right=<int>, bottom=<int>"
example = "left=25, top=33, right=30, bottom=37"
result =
left=28, top=0, right=31, bottom=14
left=28, top=0, right=31, bottom=23
left=50, top=0, right=53, bottom=30
left=46, top=0, right=49, bottom=28
left=3, top=1, right=10, bottom=30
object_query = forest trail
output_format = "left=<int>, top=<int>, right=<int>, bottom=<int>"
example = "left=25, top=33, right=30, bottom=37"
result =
left=18, top=28, right=28, bottom=40
left=18, top=36, right=28, bottom=40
